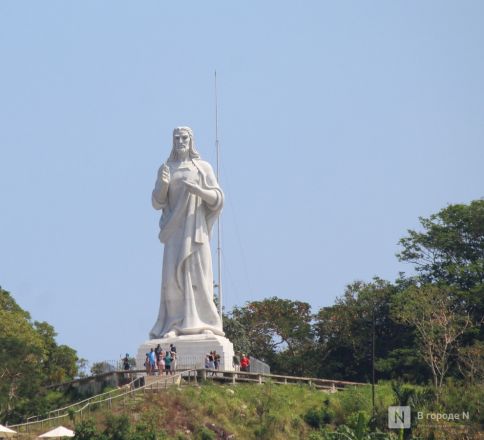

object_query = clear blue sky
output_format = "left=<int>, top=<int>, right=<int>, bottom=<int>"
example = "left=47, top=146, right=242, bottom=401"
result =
left=1, top=1, right=483, bottom=364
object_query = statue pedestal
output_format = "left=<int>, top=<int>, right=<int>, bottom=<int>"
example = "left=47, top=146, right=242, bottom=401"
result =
left=137, top=334, right=235, bottom=371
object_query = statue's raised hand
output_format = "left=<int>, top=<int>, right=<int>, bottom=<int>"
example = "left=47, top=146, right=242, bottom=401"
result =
left=153, top=164, right=170, bottom=206
left=160, top=163, right=170, bottom=185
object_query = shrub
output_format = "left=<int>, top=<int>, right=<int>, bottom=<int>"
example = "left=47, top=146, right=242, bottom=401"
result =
left=103, top=414, right=130, bottom=440
left=67, top=407, right=76, bottom=422
left=307, top=432, right=325, bottom=440
left=291, top=416, right=302, bottom=429
left=206, top=403, right=215, bottom=416
left=130, top=422, right=160, bottom=440
left=439, top=379, right=484, bottom=427
left=303, top=398, right=332, bottom=429
left=196, top=426, right=216, bottom=440
left=253, top=424, right=270, bottom=439
left=345, top=411, right=369, bottom=432
left=74, top=419, right=100, bottom=440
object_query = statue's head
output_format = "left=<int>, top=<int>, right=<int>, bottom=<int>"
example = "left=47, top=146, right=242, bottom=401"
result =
left=168, top=126, right=200, bottom=161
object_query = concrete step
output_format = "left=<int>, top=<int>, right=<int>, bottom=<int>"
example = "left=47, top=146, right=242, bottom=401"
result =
left=144, top=374, right=181, bottom=390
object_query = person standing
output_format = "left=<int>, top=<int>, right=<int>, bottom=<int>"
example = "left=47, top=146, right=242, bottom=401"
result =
left=149, top=349, right=156, bottom=375
left=122, top=353, right=130, bottom=371
left=213, top=350, right=219, bottom=370
left=208, top=351, right=215, bottom=369
left=155, top=344, right=162, bottom=358
left=157, top=350, right=165, bottom=376
left=240, top=354, right=250, bottom=372
left=164, top=350, right=173, bottom=375
left=170, top=350, right=177, bottom=372
left=204, top=354, right=211, bottom=369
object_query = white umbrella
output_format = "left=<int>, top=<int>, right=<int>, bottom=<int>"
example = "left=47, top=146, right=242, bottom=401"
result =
left=38, top=426, right=74, bottom=438
left=0, top=424, right=17, bottom=438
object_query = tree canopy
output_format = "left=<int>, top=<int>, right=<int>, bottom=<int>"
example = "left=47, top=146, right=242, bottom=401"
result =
left=397, top=199, right=484, bottom=290
left=0, top=287, right=79, bottom=423
left=224, top=199, right=484, bottom=387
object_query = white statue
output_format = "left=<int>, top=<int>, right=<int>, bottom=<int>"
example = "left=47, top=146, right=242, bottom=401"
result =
left=150, top=127, right=224, bottom=339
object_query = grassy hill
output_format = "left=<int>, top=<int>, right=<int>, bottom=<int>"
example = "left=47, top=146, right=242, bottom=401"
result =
left=11, top=378, right=483, bottom=439
left=74, top=381, right=484, bottom=440
left=69, top=381, right=395, bottom=439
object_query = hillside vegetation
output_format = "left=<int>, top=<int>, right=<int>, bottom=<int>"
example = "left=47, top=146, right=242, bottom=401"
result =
left=64, top=381, right=480, bottom=440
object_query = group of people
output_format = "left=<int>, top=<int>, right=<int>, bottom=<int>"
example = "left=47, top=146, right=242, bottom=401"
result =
left=233, top=353, right=250, bottom=372
left=202, top=352, right=251, bottom=372
left=131, top=346, right=250, bottom=375
left=145, top=343, right=177, bottom=376
left=204, top=351, right=221, bottom=370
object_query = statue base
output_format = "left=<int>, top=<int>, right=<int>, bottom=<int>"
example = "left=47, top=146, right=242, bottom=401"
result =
left=136, top=334, right=235, bottom=371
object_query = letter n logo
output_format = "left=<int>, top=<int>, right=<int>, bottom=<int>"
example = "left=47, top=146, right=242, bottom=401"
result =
left=388, top=406, right=411, bottom=429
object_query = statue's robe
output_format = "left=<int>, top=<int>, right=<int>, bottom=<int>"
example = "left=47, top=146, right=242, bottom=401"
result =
left=150, top=158, right=224, bottom=339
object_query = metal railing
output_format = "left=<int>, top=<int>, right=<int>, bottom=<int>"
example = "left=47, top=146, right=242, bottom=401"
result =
left=248, top=357, right=270, bottom=374
left=9, top=371, right=188, bottom=434
left=197, top=369, right=365, bottom=390
left=27, top=375, right=142, bottom=424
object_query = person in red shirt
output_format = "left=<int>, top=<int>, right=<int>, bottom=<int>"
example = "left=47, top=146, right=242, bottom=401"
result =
left=240, top=354, right=250, bottom=372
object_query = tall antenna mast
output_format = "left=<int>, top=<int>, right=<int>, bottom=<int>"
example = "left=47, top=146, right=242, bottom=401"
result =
left=215, top=70, right=223, bottom=321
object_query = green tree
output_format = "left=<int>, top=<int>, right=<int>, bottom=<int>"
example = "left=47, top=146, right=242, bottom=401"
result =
left=76, top=357, right=89, bottom=378
left=393, top=284, right=472, bottom=393
left=223, top=311, right=251, bottom=355
left=0, top=288, right=45, bottom=421
left=228, top=297, right=315, bottom=376
left=396, top=199, right=484, bottom=382
left=397, top=199, right=484, bottom=325
left=34, top=321, right=78, bottom=385
left=314, top=279, right=426, bottom=382
left=91, top=361, right=115, bottom=376
left=457, top=341, right=484, bottom=383
left=0, top=287, right=79, bottom=422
